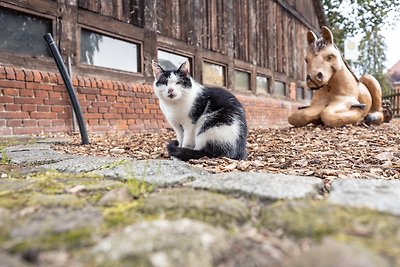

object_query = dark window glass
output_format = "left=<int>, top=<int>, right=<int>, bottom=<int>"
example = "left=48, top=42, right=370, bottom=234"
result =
left=257, top=75, right=269, bottom=95
left=296, top=87, right=305, bottom=100
left=80, top=29, right=140, bottom=73
left=0, top=7, right=52, bottom=57
left=203, top=62, right=225, bottom=87
left=274, top=81, right=286, bottom=96
left=158, top=50, right=190, bottom=70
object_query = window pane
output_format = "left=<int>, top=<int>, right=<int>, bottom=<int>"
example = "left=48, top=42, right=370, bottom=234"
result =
left=202, top=62, right=225, bottom=87
left=274, top=81, right=286, bottom=96
left=80, top=29, right=139, bottom=72
left=158, top=50, right=189, bottom=70
left=0, top=7, right=52, bottom=57
left=296, top=87, right=305, bottom=100
left=257, top=75, right=269, bottom=95
left=235, top=70, right=250, bottom=91
left=305, top=88, right=313, bottom=100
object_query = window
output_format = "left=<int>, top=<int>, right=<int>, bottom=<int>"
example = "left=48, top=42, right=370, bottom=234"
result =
left=0, top=7, right=52, bottom=57
left=80, top=29, right=140, bottom=73
left=305, top=88, right=313, bottom=101
left=274, top=81, right=286, bottom=96
left=256, top=75, right=269, bottom=95
left=203, top=62, right=225, bottom=87
left=296, top=87, right=305, bottom=100
left=234, top=70, right=251, bottom=92
left=157, top=50, right=190, bottom=70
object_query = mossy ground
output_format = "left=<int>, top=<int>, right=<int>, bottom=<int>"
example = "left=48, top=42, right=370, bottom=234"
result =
left=260, top=200, right=400, bottom=265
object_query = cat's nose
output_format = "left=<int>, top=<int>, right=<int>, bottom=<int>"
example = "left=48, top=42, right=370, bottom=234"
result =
left=168, top=88, right=174, bottom=94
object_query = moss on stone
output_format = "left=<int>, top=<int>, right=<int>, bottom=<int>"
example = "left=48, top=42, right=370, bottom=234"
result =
left=140, top=188, right=250, bottom=228
left=102, top=201, right=143, bottom=229
left=10, top=227, right=93, bottom=253
left=260, top=200, right=400, bottom=265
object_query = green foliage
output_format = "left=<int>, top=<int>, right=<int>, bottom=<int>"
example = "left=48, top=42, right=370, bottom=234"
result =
left=323, top=0, right=400, bottom=94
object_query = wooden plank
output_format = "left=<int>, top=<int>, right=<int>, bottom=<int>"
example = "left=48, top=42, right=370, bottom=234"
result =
left=1, top=0, right=58, bottom=16
left=143, top=0, right=157, bottom=81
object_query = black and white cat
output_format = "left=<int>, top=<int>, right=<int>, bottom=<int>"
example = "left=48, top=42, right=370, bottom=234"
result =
left=152, top=60, right=247, bottom=161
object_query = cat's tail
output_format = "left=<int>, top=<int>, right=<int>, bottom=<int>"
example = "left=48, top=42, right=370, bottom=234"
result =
left=167, top=140, right=211, bottom=162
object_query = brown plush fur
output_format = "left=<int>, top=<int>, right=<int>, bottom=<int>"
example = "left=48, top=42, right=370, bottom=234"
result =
left=289, top=26, right=384, bottom=127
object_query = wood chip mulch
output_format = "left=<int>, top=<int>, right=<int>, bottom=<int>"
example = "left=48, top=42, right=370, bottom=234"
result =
left=53, top=119, right=400, bottom=190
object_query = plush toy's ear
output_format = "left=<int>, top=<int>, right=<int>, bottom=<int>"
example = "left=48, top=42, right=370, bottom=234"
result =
left=178, top=61, right=190, bottom=75
left=321, top=26, right=334, bottom=45
left=151, top=60, right=164, bottom=79
left=307, top=30, right=317, bottom=45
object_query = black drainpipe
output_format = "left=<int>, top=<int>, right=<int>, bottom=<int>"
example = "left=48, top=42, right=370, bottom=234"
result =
left=43, top=33, right=90, bottom=145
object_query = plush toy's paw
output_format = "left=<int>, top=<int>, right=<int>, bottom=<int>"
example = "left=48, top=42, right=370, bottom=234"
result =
left=167, top=140, right=180, bottom=157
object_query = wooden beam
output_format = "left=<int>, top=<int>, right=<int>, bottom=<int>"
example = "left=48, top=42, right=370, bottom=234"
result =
left=275, top=0, right=319, bottom=32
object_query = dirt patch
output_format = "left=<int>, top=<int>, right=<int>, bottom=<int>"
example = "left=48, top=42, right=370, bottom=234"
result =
left=53, top=119, right=400, bottom=189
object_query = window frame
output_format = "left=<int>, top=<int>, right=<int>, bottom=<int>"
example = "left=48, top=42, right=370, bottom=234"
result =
left=256, top=74, right=271, bottom=96
left=156, top=48, right=193, bottom=72
left=234, top=68, right=252, bottom=93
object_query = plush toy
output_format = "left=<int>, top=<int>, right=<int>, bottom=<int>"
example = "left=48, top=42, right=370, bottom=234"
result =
left=288, top=26, right=385, bottom=127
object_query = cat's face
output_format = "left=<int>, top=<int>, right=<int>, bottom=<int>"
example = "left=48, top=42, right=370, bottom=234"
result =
left=152, top=61, right=192, bottom=102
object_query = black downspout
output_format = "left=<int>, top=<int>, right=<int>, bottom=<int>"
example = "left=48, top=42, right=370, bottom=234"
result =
left=43, top=33, right=90, bottom=145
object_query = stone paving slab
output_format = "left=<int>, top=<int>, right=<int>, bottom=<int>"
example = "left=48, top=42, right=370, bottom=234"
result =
left=191, top=172, right=323, bottom=200
left=4, top=144, right=75, bottom=165
left=94, top=159, right=207, bottom=187
left=40, top=156, right=121, bottom=173
left=328, top=179, right=400, bottom=216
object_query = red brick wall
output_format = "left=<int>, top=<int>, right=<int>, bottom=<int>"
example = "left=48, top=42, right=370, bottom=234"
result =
left=0, top=66, right=299, bottom=136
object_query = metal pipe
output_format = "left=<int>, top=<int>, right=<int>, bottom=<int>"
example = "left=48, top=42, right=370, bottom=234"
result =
left=43, top=33, right=90, bottom=145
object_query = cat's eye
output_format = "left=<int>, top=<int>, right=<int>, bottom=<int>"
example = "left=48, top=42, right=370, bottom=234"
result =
left=176, top=81, right=181, bottom=85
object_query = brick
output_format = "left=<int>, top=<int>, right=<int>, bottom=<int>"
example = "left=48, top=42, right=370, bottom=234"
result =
left=88, top=119, right=99, bottom=125
left=44, top=99, right=69, bottom=105
left=49, top=91, right=62, bottom=99
left=0, top=128, right=12, bottom=135
left=30, top=112, right=57, bottom=119
left=38, top=120, right=51, bottom=127
left=51, top=120, right=65, bottom=126
left=5, top=104, right=21, bottom=111
left=37, top=105, right=50, bottom=112
left=92, top=102, right=108, bottom=107
left=86, top=94, right=96, bottom=101
left=51, top=106, right=65, bottom=112
left=0, top=67, right=6, bottom=79
left=15, top=98, right=44, bottom=105
left=4, top=67, right=16, bottom=80
left=33, top=70, right=42, bottom=82
left=98, top=107, right=108, bottom=113
left=87, top=107, right=98, bottom=113
left=2, top=88, right=18, bottom=96
left=19, top=89, right=34, bottom=97
left=42, top=73, right=51, bottom=83
left=0, top=80, right=25, bottom=89
left=0, top=112, right=29, bottom=119
left=0, top=96, right=13, bottom=103
left=23, top=70, right=34, bottom=82
left=49, top=73, right=59, bottom=84
left=21, top=104, right=37, bottom=112
left=14, top=69, right=25, bottom=81
left=0, top=120, right=5, bottom=127
left=72, top=76, right=79, bottom=86
left=13, top=127, right=42, bottom=135
left=35, top=91, right=49, bottom=98
left=85, top=113, right=103, bottom=119
left=78, top=88, right=99, bottom=95
left=6, top=119, right=22, bottom=127
left=103, top=114, right=122, bottom=119
left=23, top=120, right=37, bottom=127
left=26, top=83, right=53, bottom=91
left=100, top=89, right=118, bottom=96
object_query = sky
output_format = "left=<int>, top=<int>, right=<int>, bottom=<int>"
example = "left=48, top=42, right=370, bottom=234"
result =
left=382, top=23, right=400, bottom=70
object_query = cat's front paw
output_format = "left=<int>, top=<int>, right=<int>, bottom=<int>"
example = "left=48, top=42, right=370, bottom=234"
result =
left=167, top=140, right=180, bottom=157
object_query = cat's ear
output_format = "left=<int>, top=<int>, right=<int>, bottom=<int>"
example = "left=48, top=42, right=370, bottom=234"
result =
left=178, top=61, right=190, bottom=76
left=152, top=60, right=164, bottom=79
